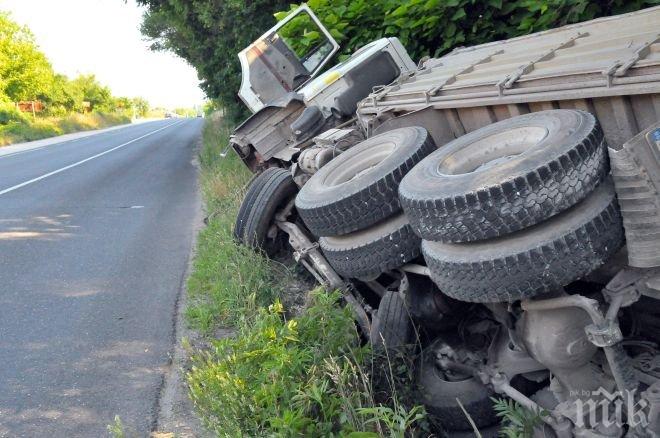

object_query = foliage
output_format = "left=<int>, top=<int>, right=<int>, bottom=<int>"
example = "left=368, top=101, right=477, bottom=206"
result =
left=492, top=397, right=547, bottom=438
left=136, top=0, right=289, bottom=124
left=106, top=416, right=125, bottom=438
left=0, top=101, right=28, bottom=125
left=275, top=0, right=660, bottom=64
left=138, top=0, right=659, bottom=123
left=0, top=12, right=53, bottom=102
left=357, top=404, right=426, bottom=438
left=0, top=11, right=151, bottom=126
left=173, top=107, right=197, bottom=117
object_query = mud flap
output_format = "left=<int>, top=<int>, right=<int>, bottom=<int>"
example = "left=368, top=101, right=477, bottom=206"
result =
left=608, top=122, right=660, bottom=268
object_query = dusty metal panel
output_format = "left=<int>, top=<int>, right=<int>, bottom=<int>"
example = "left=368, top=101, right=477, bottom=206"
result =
left=457, top=106, right=497, bottom=132
left=592, top=96, right=639, bottom=149
left=358, top=7, right=660, bottom=115
left=372, top=106, right=458, bottom=146
left=232, top=101, right=305, bottom=161
left=358, top=7, right=660, bottom=150
left=443, top=108, right=466, bottom=138
left=630, top=94, right=660, bottom=131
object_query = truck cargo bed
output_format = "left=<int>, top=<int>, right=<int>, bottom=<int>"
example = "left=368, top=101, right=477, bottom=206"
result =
left=358, top=6, right=660, bottom=150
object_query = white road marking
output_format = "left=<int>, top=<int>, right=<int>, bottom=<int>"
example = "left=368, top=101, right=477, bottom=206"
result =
left=0, top=120, right=185, bottom=197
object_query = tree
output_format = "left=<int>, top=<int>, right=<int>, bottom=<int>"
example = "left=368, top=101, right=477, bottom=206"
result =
left=45, top=74, right=82, bottom=114
left=0, top=12, right=54, bottom=102
left=136, top=0, right=289, bottom=124
left=68, top=74, right=114, bottom=112
left=132, top=97, right=150, bottom=118
left=138, top=0, right=660, bottom=126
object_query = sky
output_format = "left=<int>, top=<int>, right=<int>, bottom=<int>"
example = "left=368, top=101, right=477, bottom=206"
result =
left=0, top=0, right=207, bottom=109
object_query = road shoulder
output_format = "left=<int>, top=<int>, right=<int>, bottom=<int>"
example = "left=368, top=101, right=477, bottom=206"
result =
left=152, top=133, right=209, bottom=438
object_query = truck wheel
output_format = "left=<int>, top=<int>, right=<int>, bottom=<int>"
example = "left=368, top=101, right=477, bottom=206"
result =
left=371, top=291, right=413, bottom=351
left=399, top=110, right=608, bottom=242
left=319, top=213, right=421, bottom=279
left=422, top=180, right=624, bottom=303
left=418, top=346, right=497, bottom=431
left=296, top=127, right=435, bottom=237
left=240, top=168, right=298, bottom=255
left=234, top=170, right=273, bottom=242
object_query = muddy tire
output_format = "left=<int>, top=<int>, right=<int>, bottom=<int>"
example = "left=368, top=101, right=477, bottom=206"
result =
left=240, top=168, right=298, bottom=255
left=320, top=214, right=421, bottom=279
left=371, top=291, right=413, bottom=350
left=422, top=180, right=624, bottom=303
left=296, top=127, right=435, bottom=237
left=399, top=110, right=608, bottom=242
left=234, top=170, right=275, bottom=242
left=418, top=347, right=497, bottom=431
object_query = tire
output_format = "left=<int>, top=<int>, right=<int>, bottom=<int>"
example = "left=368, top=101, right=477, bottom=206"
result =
left=234, top=169, right=275, bottom=242
left=241, top=168, right=298, bottom=255
left=371, top=291, right=413, bottom=350
left=399, top=110, right=608, bottom=242
left=422, top=180, right=624, bottom=303
left=418, top=347, right=497, bottom=431
left=296, top=126, right=435, bottom=237
left=319, top=213, right=421, bottom=279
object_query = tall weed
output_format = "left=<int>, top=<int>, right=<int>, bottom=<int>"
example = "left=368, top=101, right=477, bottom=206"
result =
left=188, top=291, right=426, bottom=436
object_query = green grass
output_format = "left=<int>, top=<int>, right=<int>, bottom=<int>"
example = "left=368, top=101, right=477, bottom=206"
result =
left=0, top=112, right=131, bottom=146
left=188, top=290, right=425, bottom=437
left=185, top=114, right=285, bottom=333
left=186, top=114, right=427, bottom=436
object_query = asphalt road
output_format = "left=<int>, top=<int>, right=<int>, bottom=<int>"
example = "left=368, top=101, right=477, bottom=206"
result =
left=0, top=119, right=203, bottom=436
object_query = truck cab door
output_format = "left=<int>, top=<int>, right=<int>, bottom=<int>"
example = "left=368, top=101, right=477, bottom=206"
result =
left=238, top=4, right=339, bottom=113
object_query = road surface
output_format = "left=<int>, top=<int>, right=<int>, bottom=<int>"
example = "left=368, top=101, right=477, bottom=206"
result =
left=0, top=119, right=203, bottom=436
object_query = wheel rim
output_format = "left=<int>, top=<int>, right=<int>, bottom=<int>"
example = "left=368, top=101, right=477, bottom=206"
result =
left=436, top=125, right=548, bottom=175
left=323, top=141, right=397, bottom=186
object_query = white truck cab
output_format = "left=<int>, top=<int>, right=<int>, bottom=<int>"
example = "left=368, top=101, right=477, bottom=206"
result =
left=232, top=4, right=415, bottom=171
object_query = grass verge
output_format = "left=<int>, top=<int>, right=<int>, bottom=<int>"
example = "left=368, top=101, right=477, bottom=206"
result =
left=0, top=112, right=131, bottom=146
left=184, top=113, right=284, bottom=333
left=185, top=113, right=427, bottom=436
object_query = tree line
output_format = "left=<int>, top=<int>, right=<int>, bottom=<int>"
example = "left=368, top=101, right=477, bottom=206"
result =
left=136, top=0, right=659, bottom=125
left=0, top=12, right=149, bottom=118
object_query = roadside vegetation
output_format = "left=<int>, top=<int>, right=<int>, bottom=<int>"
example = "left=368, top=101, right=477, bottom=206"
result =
left=185, top=114, right=427, bottom=436
left=0, top=12, right=149, bottom=145
left=0, top=110, right=130, bottom=146
left=185, top=113, right=280, bottom=331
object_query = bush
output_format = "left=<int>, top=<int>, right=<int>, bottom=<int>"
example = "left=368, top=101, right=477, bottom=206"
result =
left=0, top=102, right=28, bottom=125
left=188, top=292, right=356, bottom=435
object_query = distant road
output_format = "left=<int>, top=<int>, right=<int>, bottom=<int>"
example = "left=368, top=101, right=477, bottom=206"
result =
left=0, top=119, right=203, bottom=436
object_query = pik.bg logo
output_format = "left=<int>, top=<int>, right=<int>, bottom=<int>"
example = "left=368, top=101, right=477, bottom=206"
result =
left=572, top=388, right=651, bottom=430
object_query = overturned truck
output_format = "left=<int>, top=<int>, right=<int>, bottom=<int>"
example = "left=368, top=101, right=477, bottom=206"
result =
left=232, top=5, right=660, bottom=436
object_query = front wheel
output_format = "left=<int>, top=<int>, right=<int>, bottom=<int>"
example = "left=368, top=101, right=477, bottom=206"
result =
left=235, top=167, right=298, bottom=256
